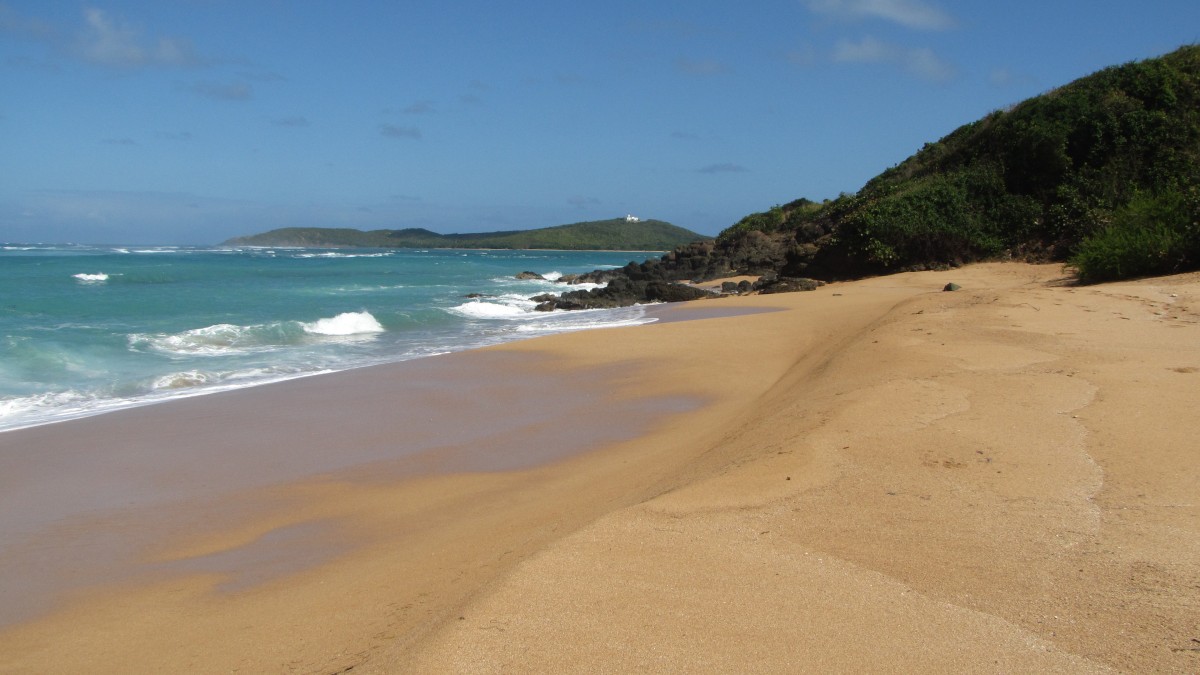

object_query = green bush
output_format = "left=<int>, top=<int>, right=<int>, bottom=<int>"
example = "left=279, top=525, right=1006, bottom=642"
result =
left=1070, top=191, right=1199, bottom=282
left=717, top=45, right=1200, bottom=282
left=718, top=205, right=786, bottom=244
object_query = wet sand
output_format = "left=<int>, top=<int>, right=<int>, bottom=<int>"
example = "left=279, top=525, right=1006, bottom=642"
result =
left=0, top=350, right=698, bottom=627
left=1, top=263, right=1198, bottom=673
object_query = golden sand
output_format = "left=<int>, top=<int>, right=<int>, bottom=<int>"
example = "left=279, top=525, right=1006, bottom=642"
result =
left=1, top=263, right=1197, bottom=673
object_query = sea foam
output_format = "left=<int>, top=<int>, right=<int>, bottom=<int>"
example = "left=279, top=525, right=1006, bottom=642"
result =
left=0, top=389, right=126, bottom=430
left=448, top=294, right=540, bottom=319
left=295, top=251, right=394, bottom=259
left=301, top=311, right=385, bottom=335
left=514, top=315, right=656, bottom=333
left=73, top=273, right=109, bottom=283
left=450, top=302, right=527, bottom=319
left=149, top=366, right=309, bottom=391
left=130, top=323, right=275, bottom=356
left=130, top=311, right=385, bottom=355
left=152, top=370, right=214, bottom=390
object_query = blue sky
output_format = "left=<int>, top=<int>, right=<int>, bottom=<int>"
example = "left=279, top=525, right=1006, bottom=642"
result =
left=1, top=1, right=1197, bottom=244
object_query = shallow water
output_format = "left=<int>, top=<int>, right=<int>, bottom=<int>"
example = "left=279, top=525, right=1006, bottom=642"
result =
left=0, top=244, right=657, bottom=431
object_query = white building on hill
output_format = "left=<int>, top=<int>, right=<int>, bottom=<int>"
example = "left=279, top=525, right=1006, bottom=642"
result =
left=624, top=214, right=641, bottom=223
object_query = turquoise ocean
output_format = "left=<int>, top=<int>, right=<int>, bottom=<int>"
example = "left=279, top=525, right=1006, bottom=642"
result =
left=0, top=244, right=656, bottom=432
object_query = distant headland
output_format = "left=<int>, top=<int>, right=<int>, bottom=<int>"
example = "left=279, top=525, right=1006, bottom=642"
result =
left=223, top=217, right=707, bottom=251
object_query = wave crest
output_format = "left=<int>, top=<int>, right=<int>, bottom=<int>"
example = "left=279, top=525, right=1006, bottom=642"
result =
left=448, top=295, right=537, bottom=320
left=129, top=322, right=292, bottom=356
left=128, top=311, right=384, bottom=355
left=152, top=370, right=214, bottom=389
left=301, top=311, right=385, bottom=335
left=295, top=252, right=394, bottom=259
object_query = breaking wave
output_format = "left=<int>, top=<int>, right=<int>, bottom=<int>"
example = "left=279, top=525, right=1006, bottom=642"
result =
left=294, top=251, right=394, bottom=259
left=129, top=311, right=386, bottom=356
left=447, top=294, right=538, bottom=320
left=301, top=311, right=385, bottom=335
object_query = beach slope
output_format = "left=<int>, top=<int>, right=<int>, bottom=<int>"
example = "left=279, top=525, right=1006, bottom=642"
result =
left=392, top=263, right=1200, bottom=673
left=1, top=263, right=1197, bottom=673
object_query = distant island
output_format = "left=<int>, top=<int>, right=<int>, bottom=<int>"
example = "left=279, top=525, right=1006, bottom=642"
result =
left=223, top=216, right=707, bottom=251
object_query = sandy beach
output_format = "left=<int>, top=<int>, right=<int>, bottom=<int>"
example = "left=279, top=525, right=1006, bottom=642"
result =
left=1, top=262, right=1197, bottom=673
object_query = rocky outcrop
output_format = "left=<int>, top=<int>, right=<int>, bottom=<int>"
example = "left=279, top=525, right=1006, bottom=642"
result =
left=527, top=229, right=834, bottom=310
left=755, top=275, right=825, bottom=294
left=534, top=277, right=711, bottom=311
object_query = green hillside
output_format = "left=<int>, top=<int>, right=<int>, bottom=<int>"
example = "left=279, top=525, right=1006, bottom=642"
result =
left=224, top=218, right=705, bottom=251
left=703, top=45, right=1200, bottom=283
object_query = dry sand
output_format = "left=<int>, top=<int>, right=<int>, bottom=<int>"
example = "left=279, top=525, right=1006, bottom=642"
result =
left=1, top=262, right=1197, bottom=673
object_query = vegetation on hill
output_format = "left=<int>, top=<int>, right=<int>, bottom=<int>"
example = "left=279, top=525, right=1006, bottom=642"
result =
left=224, top=218, right=705, bottom=251
left=664, top=45, right=1200, bottom=285
left=545, top=46, right=1200, bottom=310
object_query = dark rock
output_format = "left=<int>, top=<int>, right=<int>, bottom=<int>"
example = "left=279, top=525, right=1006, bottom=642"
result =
left=515, top=271, right=545, bottom=280
left=756, top=277, right=825, bottom=294
left=529, top=294, right=558, bottom=303
left=725, top=230, right=790, bottom=274
left=737, top=280, right=753, bottom=293
left=943, top=282, right=962, bottom=291
left=464, top=293, right=489, bottom=298
left=644, top=281, right=711, bottom=303
left=721, top=281, right=739, bottom=293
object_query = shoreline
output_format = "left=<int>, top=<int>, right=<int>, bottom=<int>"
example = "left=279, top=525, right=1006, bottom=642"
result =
left=0, top=348, right=701, bottom=627
left=2, top=262, right=1198, bottom=672
left=0, top=301, right=756, bottom=436
left=0, top=245, right=660, bottom=435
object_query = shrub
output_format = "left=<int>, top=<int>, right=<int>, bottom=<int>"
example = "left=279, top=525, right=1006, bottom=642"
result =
left=1070, top=191, right=1199, bottom=282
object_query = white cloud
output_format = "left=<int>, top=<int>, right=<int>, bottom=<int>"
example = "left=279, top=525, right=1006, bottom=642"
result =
left=904, top=46, right=955, bottom=81
left=832, top=35, right=891, bottom=62
left=832, top=36, right=955, bottom=82
left=806, top=0, right=955, bottom=31
left=77, top=8, right=200, bottom=68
